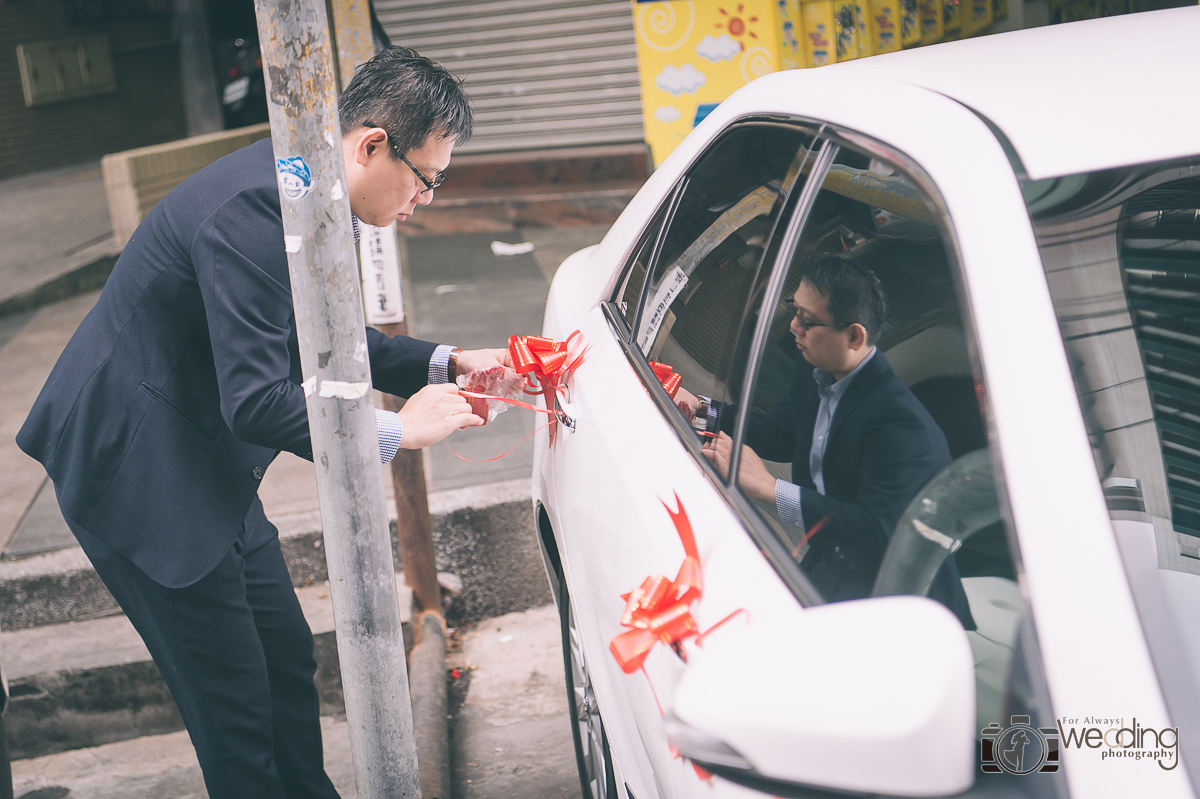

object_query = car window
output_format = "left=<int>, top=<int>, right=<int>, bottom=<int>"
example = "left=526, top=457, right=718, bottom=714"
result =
left=720, top=140, right=1058, bottom=783
left=1026, top=165, right=1200, bottom=786
left=613, top=197, right=675, bottom=331
left=624, top=124, right=818, bottom=408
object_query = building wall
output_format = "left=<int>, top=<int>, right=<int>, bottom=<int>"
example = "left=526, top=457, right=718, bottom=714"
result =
left=0, top=0, right=188, bottom=179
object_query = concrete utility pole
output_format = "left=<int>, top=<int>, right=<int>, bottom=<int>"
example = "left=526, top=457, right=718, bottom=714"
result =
left=252, top=0, right=422, bottom=796
left=326, top=1, right=444, bottom=618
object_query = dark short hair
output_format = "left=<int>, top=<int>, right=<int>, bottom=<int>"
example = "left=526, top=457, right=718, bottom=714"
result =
left=338, top=46, right=473, bottom=158
left=800, top=253, right=887, bottom=344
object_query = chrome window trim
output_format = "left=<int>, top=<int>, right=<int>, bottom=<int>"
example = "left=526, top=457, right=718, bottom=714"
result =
left=629, top=179, right=688, bottom=344
left=727, top=141, right=836, bottom=482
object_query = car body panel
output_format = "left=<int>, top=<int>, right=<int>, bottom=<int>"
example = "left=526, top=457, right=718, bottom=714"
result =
left=830, top=7, right=1200, bottom=181
left=534, top=14, right=1196, bottom=797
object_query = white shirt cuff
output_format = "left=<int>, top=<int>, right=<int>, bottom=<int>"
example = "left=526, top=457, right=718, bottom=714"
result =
left=697, top=394, right=718, bottom=432
left=775, top=479, right=804, bottom=531
left=376, top=408, right=403, bottom=463
left=429, top=343, right=456, bottom=385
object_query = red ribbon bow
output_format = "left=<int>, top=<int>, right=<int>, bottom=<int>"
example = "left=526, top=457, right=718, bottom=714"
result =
left=609, top=495, right=703, bottom=674
left=507, top=331, right=585, bottom=445
left=648, top=361, right=682, bottom=399
left=608, top=495, right=746, bottom=783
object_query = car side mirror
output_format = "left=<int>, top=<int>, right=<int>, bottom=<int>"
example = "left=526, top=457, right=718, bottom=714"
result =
left=666, top=595, right=976, bottom=797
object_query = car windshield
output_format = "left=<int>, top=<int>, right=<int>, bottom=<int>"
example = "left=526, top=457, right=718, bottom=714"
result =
left=1024, top=164, right=1200, bottom=781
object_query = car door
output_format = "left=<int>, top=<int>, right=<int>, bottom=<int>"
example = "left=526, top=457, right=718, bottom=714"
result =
left=537, top=121, right=822, bottom=799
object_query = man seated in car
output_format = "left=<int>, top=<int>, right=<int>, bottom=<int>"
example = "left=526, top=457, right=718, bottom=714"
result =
left=688, top=253, right=975, bottom=627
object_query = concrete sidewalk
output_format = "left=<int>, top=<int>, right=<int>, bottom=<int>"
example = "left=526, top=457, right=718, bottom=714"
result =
left=0, top=162, right=120, bottom=318
left=11, top=605, right=577, bottom=799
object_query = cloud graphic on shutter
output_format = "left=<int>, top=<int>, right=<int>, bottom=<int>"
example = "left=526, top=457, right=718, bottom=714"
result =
left=696, top=33, right=741, bottom=62
left=655, top=64, right=707, bottom=96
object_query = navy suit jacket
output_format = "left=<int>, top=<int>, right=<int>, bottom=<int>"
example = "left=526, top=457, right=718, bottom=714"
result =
left=737, top=350, right=975, bottom=627
left=18, top=139, right=437, bottom=588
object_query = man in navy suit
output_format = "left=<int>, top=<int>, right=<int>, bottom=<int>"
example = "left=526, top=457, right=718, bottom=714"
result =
left=17, top=47, right=505, bottom=798
left=698, top=254, right=974, bottom=627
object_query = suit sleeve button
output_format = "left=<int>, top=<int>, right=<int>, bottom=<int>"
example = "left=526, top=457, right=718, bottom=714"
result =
left=253, top=466, right=264, bottom=480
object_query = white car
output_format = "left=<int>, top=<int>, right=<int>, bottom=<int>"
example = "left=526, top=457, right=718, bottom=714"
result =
left=532, top=9, right=1200, bottom=799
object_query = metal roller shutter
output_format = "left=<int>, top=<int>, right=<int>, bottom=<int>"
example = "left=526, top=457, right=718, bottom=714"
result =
left=374, top=0, right=645, bottom=153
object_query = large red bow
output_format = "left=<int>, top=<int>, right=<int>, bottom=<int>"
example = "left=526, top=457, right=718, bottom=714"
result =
left=508, top=331, right=585, bottom=445
left=608, top=495, right=745, bottom=783
left=609, top=495, right=702, bottom=674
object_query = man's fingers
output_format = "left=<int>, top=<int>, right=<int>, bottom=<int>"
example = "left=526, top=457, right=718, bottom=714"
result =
left=455, top=409, right=484, bottom=427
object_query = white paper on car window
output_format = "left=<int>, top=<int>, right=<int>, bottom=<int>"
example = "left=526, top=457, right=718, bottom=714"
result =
left=637, top=265, right=688, bottom=354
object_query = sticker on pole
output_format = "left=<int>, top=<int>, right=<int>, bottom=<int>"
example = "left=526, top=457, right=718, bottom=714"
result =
left=276, top=156, right=314, bottom=201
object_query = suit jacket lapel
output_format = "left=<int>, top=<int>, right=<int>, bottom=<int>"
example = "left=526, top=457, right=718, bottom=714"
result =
left=791, top=366, right=820, bottom=486
left=826, top=351, right=888, bottom=449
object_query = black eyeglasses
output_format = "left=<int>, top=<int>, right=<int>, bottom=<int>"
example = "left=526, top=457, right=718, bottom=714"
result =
left=363, top=122, right=445, bottom=195
left=784, top=298, right=847, bottom=332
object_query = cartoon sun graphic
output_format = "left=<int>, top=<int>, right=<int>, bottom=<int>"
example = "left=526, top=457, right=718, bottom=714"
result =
left=715, top=4, right=761, bottom=50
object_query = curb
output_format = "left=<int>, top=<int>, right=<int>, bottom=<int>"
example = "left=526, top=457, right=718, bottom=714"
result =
left=409, top=612, right=451, bottom=799
left=0, top=479, right=551, bottom=631
left=0, top=248, right=118, bottom=320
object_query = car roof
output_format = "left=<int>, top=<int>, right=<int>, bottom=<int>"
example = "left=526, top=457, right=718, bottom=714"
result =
left=826, top=8, right=1200, bottom=180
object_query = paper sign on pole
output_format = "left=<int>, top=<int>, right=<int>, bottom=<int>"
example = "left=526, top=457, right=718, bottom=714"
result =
left=359, top=222, right=405, bottom=325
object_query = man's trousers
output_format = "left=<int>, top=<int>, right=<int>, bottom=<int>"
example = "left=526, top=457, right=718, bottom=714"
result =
left=67, top=498, right=340, bottom=799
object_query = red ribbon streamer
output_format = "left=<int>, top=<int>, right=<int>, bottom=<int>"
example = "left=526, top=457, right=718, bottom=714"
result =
left=443, top=418, right=555, bottom=463
left=507, top=331, right=586, bottom=446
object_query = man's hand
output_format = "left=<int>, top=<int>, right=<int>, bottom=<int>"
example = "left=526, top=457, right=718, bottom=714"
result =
left=397, top=384, right=482, bottom=449
left=454, top=348, right=512, bottom=379
left=701, top=432, right=777, bottom=501
left=675, top=387, right=701, bottom=415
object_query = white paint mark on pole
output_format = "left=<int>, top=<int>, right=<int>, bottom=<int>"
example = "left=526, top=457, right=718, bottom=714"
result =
left=285, top=235, right=303, bottom=253
left=302, top=375, right=317, bottom=397
left=319, top=380, right=369, bottom=400
left=331, top=179, right=344, bottom=201
left=358, top=222, right=405, bottom=325
left=352, top=341, right=367, bottom=363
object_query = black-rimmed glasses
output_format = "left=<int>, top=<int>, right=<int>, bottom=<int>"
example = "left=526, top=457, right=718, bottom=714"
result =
left=398, top=152, right=444, bottom=195
left=784, top=298, right=846, bottom=332
left=363, top=121, right=445, bottom=195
